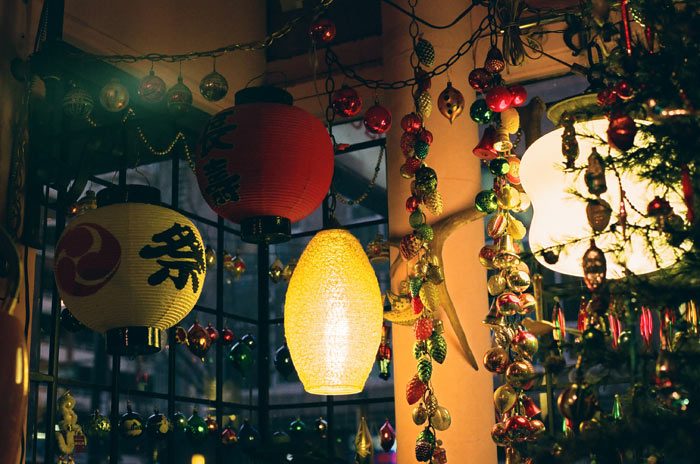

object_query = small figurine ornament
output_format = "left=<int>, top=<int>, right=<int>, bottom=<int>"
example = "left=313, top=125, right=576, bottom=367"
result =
left=55, top=391, right=86, bottom=463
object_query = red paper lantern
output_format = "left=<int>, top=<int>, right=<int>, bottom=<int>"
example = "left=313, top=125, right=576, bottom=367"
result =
left=195, top=87, right=334, bottom=243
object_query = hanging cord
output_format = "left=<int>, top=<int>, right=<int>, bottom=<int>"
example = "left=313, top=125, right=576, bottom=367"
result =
left=493, top=0, right=531, bottom=65
left=381, top=0, right=475, bottom=29
left=333, top=145, right=385, bottom=206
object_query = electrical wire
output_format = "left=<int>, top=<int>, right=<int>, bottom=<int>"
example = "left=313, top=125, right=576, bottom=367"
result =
left=380, top=0, right=476, bottom=29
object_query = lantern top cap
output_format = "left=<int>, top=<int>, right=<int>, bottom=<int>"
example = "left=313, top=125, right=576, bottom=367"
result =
left=96, top=185, right=161, bottom=207
left=235, top=86, right=293, bottom=106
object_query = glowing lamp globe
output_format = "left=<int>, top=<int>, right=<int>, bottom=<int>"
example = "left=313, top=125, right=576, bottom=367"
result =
left=195, top=86, right=334, bottom=244
left=520, top=111, right=683, bottom=278
left=284, top=229, right=383, bottom=395
left=54, top=186, right=206, bottom=355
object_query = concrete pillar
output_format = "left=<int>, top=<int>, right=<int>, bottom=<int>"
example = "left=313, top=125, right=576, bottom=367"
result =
left=381, top=3, right=497, bottom=463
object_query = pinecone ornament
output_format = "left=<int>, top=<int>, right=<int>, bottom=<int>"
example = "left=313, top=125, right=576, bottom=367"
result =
left=400, top=233, right=422, bottom=260
left=427, top=333, right=447, bottom=364
left=417, top=427, right=436, bottom=445
left=410, top=278, right=423, bottom=297
left=412, top=296, right=424, bottom=315
left=484, top=47, right=506, bottom=74
left=414, top=317, right=434, bottom=340
left=426, top=392, right=439, bottom=415
left=416, top=224, right=434, bottom=242
left=417, top=355, right=433, bottom=383
left=415, top=38, right=436, bottom=67
left=416, top=91, right=433, bottom=119
left=414, top=140, right=429, bottom=159
left=419, top=282, right=440, bottom=311
left=415, top=441, right=433, bottom=462
left=423, top=190, right=443, bottom=216
left=413, top=340, right=426, bottom=359
left=406, top=374, right=428, bottom=404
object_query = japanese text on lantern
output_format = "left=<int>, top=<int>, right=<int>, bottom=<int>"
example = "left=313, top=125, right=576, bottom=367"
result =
left=199, top=109, right=236, bottom=159
left=139, top=223, right=205, bottom=292
left=202, top=158, right=241, bottom=206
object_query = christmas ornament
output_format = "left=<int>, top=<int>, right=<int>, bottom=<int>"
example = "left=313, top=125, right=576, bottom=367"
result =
left=229, top=341, right=254, bottom=375
left=586, top=199, right=612, bottom=232
left=412, top=404, right=428, bottom=425
left=417, top=427, right=435, bottom=444
left=415, top=37, right=436, bottom=67
left=186, top=409, right=208, bottom=444
left=585, top=147, right=607, bottom=195
left=172, top=412, right=188, bottom=434
left=475, top=190, right=498, bottom=214
left=274, top=343, right=295, bottom=378
left=414, top=141, right=429, bottom=160
left=506, top=156, right=521, bottom=185
left=505, top=359, right=534, bottom=389
left=205, top=246, right=216, bottom=267
left=60, top=308, right=85, bottom=333
left=415, top=166, right=437, bottom=193
left=524, top=397, right=542, bottom=419
left=179, top=320, right=212, bottom=361
left=364, top=103, right=392, bottom=134
left=314, top=417, right=328, bottom=439
left=366, top=234, right=390, bottom=262
left=647, top=195, right=672, bottom=228
left=401, top=113, right=423, bottom=133
left=119, top=403, right=144, bottom=439
left=483, top=347, right=510, bottom=373
left=414, top=317, right=433, bottom=340
left=354, top=417, right=374, bottom=464
left=269, top=258, right=284, bottom=283
left=508, top=85, right=527, bottom=107
left=380, top=420, right=396, bottom=452
left=485, top=87, right=513, bottom=112
left=473, top=126, right=498, bottom=159
left=230, top=251, right=246, bottom=279
left=487, top=274, right=507, bottom=296
left=484, top=47, right=506, bottom=74
left=416, top=68, right=431, bottom=91
left=511, top=329, right=538, bottom=359
left=491, top=423, right=508, bottom=446
left=332, top=86, right=362, bottom=117
left=406, top=374, right=428, bottom=404
left=470, top=99, right=494, bottom=124
left=240, top=332, right=256, bottom=350
left=84, top=410, right=110, bottom=441
left=400, top=233, right=422, bottom=260
left=146, top=408, right=170, bottom=440
left=518, top=293, right=536, bottom=315
left=221, top=425, right=237, bottom=445
left=419, top=281, right=440, bottom=311
left=238, top=419, right=260, bottom=452
left=220, top=327, right=235, bottom=345
left=437, top=82, right=465, bottom=123
left=490, top=158, right=511, bottom=176
left=582, top=240, right=606, bottom=292
left=99, top=79, right=129, bottom=112
left=415, top=440, right=433, bottom=462
left=496, top=292, right=522, bottom=316
left=200, top=68, right=229, bottom=102
left=432, top=406, right=451, bottom=431
left=288, top=418, right=306, bottom=441
left=205, top=415, right=218, bottom=434
left=607, top=113, right=637, bottom=151
left=557, top=382, right=598, bottom=423
left=478, top=244, right=498, bottom=269
left=423, top=190, right=443, bottom=216
left=166, top=76, right=193, bottom=114
left=415, top=90, right=433, bottom=119
left=417, top=355, right=432, bottom=383
left=433, top=440, right=448, bottom=464
left=494, top=384, right=517, bottom=413
left=309, top=17, right=336, bottom=43
left=138, top=70, right=167, bottom=104
left=468, top=67, right=492, bottom=91
left=506, top=269, right=531, bottom=292
left=377, top=323, right=392, bottom=380
left=500, top=108, right=520, bottom=134
left=195, top=87, right=333, bottom=243
left=504, top=415, right=533, bottom=442
left=63, top=82, right=94, bottom=118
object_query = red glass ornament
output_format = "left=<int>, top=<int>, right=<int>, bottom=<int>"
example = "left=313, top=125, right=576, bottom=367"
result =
left=195, top=87, right=333, bottom=238
left=640, top=306, right=653, bottom=349
left=521, top=396, right=541, bottom=417
left=468, top=67, right=492, bottom=91
left=404, top=157, right=422, bottom=176
left=401, top=132, right=416, bottom=156
left=620, top=0, right=632, bottom=56
left=221, top=425, right=238, bottom=445
left=363, top=103, right=392, bottom=134
left=412, top=296, right=424, bottom=315
left=413, top=317, right=433, bottom=341
left=504, top=415, right=533, bottom=443
left=379, top=420, right=396, bottom=452
left=186, top=321, right=212, bottom=360
left=401, top=113, right=423, bottom=133
left=309, top=17, right=336, bottom=43
left=606, top=113, right=637, bottom=151
left=647, top=196, right=672, bottom=217
left=406, top=196, right=421, bottom=213
left=614, top=81, right=633, bottom=100
left=206, top=322, right=219, bottom=342
left=205, top=415, right=219, bottom=434
left=577, top=299, right=587, bottom=332
left=221, top=327, right=235, bottom=345
left=485, top=87, right=513, bottom=112
left=508, top=85, right=527, bottom=107
left=416, top=68, right=431, bottom=91
left=331, top=86, right=362, bottom=117
left=406, top=374, right=427, bottom=404
left=418, top=129, right=433, bottom=145
left=175, top=326, right=188, bottom=344
left=496, top=292, right=522, bottom=316
left=473, top=126, right=498, bottom=160
left=608, top=313, right=621, bottom=349
left=400, top=233, right=421, bottom=260
left=681, top=165, right=694, bottom=223
left=597, top=88, right=616, bottom=106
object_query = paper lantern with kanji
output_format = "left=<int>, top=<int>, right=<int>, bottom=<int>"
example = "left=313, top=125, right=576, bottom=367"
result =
left=54, top=186, right=206, bottom=355
left=195, top=86, right=334, bottom=244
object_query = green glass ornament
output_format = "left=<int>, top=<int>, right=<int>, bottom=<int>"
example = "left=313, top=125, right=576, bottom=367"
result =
left=612, top=394, right=623, bottom=420
left=186, top=409, right=208, bottom=445
left=172, top=412, right=188, bottom=434
left=166, top=76, right=193, bottom=114
left=410, top=278, right=423, bottom=298
left=230, top=341, right=255, bottom=374
left=489, top=158, right=511, bottom=176
left=470, top=99, right=494, bottom=124
left=84, top=409, right=111, bottom=440
left=414, top=140, right=429, bottom=159
left=413, top=340, right=426, bottom=359
left=427, top=333, right=447, bottom=364
left=416, top=224, right=434, bottom=242
left=288, top=418, right=306, bottom=441
left=409, top=211, right=426, bottom=228
left=415, top=167, right=438, bottom=193
left=416, top=427, right=436, bottom=445
left=417, top=355, right=432, bottom=383
left=475, top=190, right=498, bottom=213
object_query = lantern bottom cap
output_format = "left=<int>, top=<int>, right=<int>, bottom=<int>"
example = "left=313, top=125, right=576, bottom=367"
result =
left=303, top=384, right=363, bottom=395
left=240, top=216, right=291, bottom=244
left=105, top=326, right=162, bottom=356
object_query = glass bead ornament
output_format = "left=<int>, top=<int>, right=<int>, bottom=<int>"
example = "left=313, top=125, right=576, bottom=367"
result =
left=274, top=343, right=295, bottom=378
left=63, top=82, right=94, bottom=118
left=205, top=415, right=218, bottom=434
left=183, top=320, right=212, bottom=361
left=470, top=99, right=494, bottom=124
left=281, top=258, right=297, bottom=282
left=137, top=70, right=166, bottom=104
left=332, top=86, right=362, bottom=117
left=363, top=102, right=392, bottom=134
left=437, top=81, right=465, bottom=123
left=186, top=409, right=208, bottom=444
left=166, top=76, right=193, bottom=115
left=557, top=382, right=598, bottom=423
left=505, top=359, right=535, bottom=389
left=99, top=79, right=129, bottom=112
left=494, top=384, right=517, bottom=413
left=172, top=411, right=188, bottom=434
left=206, top=322, right=219, bottom=342
left=229, top=340, right=254, bottom=375
left=473, top=126, right=498, bottom=159
left=483, top=347, right=509, bottom=373
left=489, top=158, right=511, bottom=176
left=200, top=68, right=229, bottom=102
left=309, top=17, right=336, bottom=43
left=401, top=113, right=423, bottom=133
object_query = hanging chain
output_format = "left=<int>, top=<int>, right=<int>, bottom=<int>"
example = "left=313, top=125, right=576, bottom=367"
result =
left=333, top=145, right=385, bottom=206
left=325, top=14, right=490, bottom=90
left=67, top=0, right=335, bottom=63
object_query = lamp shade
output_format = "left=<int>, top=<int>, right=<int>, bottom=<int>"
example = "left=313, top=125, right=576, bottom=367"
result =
left=54, top=186, right=206, bottom=355
left=195, top=86, right=334, bottom=244
left=284, top=229, right=383, bottom=395
left=520, top=118, right=682, bottom=278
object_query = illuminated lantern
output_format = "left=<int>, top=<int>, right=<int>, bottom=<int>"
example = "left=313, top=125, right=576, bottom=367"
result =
left=54, top=186, right=206, bottom=355
left=195, top=86, right=334, bottom=244
left=285, top=229, right=383, bottom=395
left=520, top=96, right=684, bottom=278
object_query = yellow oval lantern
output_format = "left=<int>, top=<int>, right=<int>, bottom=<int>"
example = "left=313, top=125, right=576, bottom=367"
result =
left=54, top=186, right=206, bottom=355
left=284, top=229, right=383, bottom=395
